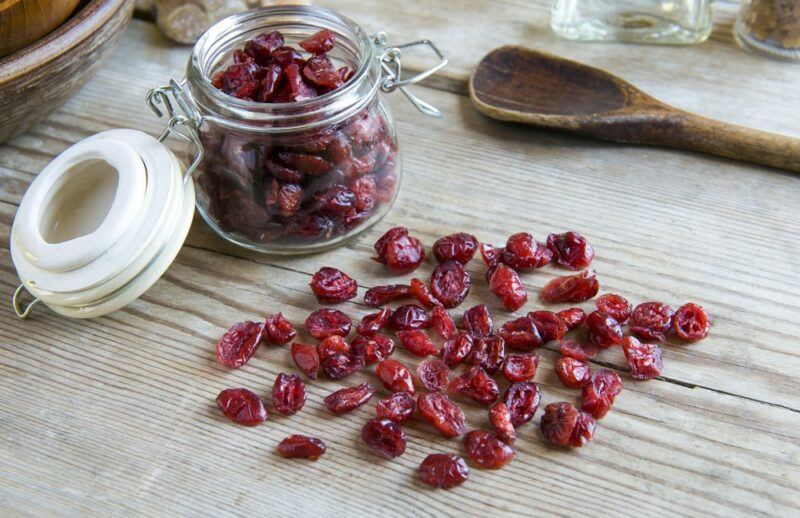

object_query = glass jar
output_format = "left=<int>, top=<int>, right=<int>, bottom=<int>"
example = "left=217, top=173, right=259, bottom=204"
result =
left=551, top=0, right=714, bottom=44
left=148, top=6, right=446, bottom=255
left=735, top=0, right=800, bottom=61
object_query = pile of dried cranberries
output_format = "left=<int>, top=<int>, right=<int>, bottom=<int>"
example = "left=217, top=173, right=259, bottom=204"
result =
left=214, top=227, right=710, bottom=489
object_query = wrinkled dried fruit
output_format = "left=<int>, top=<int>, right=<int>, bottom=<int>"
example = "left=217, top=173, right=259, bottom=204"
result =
left=488, top=402, right=516, bottom=444
left=351, top=334, right=395, bottom=365
left=430, top=306, right=457, bottom=339
left=502, top=233, right=552, bottom=270
left=419, top=454, right=469, bottom=489
left=317, top=335, right=350, bottom=360
left=586, top=310, right=624, bottom=348
left=396, top=330, right=438, bottom=357
left=630, top=302, right=674, bottom=342
left=540, top=402, right=596, bottom=447
left=410, top=277, right=442, bottom=308
left=596, top=293, right=632, bottom=324
left=469, top=335, right=506, bottom=374
left=527, top=310, right=567, bottom=342
left=322, top=351, right=364, bottom=380
left=376, top=359, right=416, bottom=394
left=559, top=339, right=598, bottom=361
left=581, top=370, right=622, bottom=419
left=373, top=227, right=426, bottom=273
left=554, top=356, right=591, bottom=388
left=310, top=267, right=358, bottom=303
left=448, top=366, right=499, bottom=405
left=433, top=233, right=479, bottom=264
left=622, top=336, right=664, bottom=380
left=376, top=392, right=416, bottom=423
left=216, top=321, right=265, bottom=368
left=272, top=373, right=307, bottom=414
left=480, top=243, right=502, bottom=269
left=291, top=342, right=320, bottom=379
left=299, top=28, right=335, bottom=54
left=418, top=392, right=467, bottom=438
left=462, top=304, right=493, bottom=337
left=306, top=308, right=352, bottom=339
left=264, top=313, right=297, bottom=345
left=441, top=331, right=474, bottom=367
left=541, top=270, right=599, bottom=303
left=216, top=388, right=268, bottom=425
left=464, top=430, right=514, bottom=469
left=364, top=284, right=412, bottom=307
left=324, top=383, right=376, bottom=415
left=430, top=261, right=471, bottom=308
left=499, top=317, right=542, bottom=350
left=546, top=231, right=594, bottom=270
left=357, top=308, right=392, bottom=336
left=488, top=264, right=528, bottom=312
left=557, top=307, right=586, bottom=330
left=389, top=304, right=429, bottom=330
left=503, top=382, right=542, bottom=426
left=362, top=418, right=407, bottom=459
left=277, top=435, right=326, bottom=460
left=502, top=353, right=539, bottom=382
left=417, top=359, right=450, bottom=392
left=673, top=303, right=710, bottom=342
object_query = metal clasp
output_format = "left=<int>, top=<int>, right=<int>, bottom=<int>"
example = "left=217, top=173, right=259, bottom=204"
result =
left=146, top=79, right=205, bottom=182
left=12, top=284, right=39, bottom=319
left=372, top=32, right=448, bottom=118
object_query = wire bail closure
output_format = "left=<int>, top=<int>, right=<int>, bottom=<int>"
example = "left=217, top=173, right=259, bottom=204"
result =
left=372, top=32, right=448, bottom=118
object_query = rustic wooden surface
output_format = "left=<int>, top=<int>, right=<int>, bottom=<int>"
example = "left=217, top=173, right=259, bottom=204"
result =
left=1, top=1, right=800, bottom=516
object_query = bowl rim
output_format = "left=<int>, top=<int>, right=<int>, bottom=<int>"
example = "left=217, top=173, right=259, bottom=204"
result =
left=0, top=0, right=131, bottom=82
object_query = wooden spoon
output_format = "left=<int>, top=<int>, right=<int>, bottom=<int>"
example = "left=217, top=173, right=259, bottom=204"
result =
left=469, top=46, right=800, bottom=173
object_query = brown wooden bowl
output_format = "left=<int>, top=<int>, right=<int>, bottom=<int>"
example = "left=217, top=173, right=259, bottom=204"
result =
left=0, top=0, right=83, bottom=58
left=0, top=0, right=134, bottom=144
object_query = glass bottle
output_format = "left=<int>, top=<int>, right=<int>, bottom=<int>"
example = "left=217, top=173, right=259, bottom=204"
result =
left=551, top=0, right=714, bottom=44
left=734, top=0, right=800, bottom=61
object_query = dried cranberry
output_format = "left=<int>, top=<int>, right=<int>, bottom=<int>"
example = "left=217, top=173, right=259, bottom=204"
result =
left=419, top=454, right=469, bottom=489
left=527, top=310, right=567, bottom=342
left=291, top=342, right=320, bottom=379
left=418, top=392, right=467, bottom=438
left=306, top=308, right=352, bottom=339
left=557, top=307, right=586, bottom=330
left=470, top=335, right=506, bottom=374
left=441, top=331, right=474, bottom=367
left=373, top=227, right=426, bottom=274
left=502, top=233, right=552, bottom=270
left=581, top=370, right=622, bottom=419
left=376, top=392, right=416, bottom=423
left=480, top=243, right=502, bottom=269
left=410, top=277, right=442, bottom=308
left=245, top=30, right=284, bottom=59
left=540, top=402, right=596, bottom=447
left=364, top=284, right=412, bottom=307
left=317, top=335, right=350, bottom=360
left=502, top=353, right=539, bottom=382
left=464, top=430, right=514, bottom=469
left=430, top=261, right=471, bottom=309
left=502, top=382, right=541, bottom=426
left=322, top=352, right=364, bottom=380
left=559, top=339, right=597, bottom=361
left=596, top=293, right=632, bottom=324
left=623, top=336, right=664, bottom=380
left=277, top=183, right=303, bottom=216
left=309, top=267, right=358, bottom=303
left=299, top=28, right=336, bottom=54
left=282, top=63, right=317, bottom=101
left=216, top=388, right=268, bottom=426
left=272, top=373, right=306, bottom=414
left=433, top=233, right=478, bottom=264
left=630, top=302, right=675, bottom=342
left=302, top=54, right=343, bottom=90
left=264, top=313, right=297, bottom=345
left=216, top=321, right=265, bottom=368
left=376, top=359, right=415, bottom=394
left=488, top=264, right=527, bottom=311
left=498, top=317, right=542, bottom=350
left=357, top=308, right=392, bottom=336
left=324, top=383, right=376, bottom=415
left=546, top=231, right=594, bottom=270
left=541, top=270, right=600, bottom=303
left=448, top=366, right=499, bottom=405
left=277, top=435, right=326, bottom=460
left=554, top=357, right=591, bottom=388
left=417, top=359, right=450, bottom=392
left=462, top=304, right=493, bottom=338
left=673, top=303, right=710, bottom=342
left=389, top=304, right=429, bottom=330
left=488, top=402, right=516, bottom=444
left=361, top=418, right=407, bottom=459
left=351, top=334, right=395, bottom=365
left=396, top=330, right=438, bottom=357
left=586, top=310, right=624, bottom=348
left=430, top=306, right=457, bottom=339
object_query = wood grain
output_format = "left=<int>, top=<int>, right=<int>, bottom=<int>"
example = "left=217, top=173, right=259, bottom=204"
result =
left=0, top=0, right=81, bottom=58
left=1, top=12, right=800, bottom=517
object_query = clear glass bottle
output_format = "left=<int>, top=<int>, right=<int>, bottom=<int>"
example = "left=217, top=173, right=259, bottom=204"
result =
left=551, top=0, right=714, bottom=44
left=734, top=0, right=800, bottom=61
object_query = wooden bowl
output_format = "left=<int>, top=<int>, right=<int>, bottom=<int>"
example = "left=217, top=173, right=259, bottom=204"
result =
left=0, top=0, right=83, bottom=58
left=0, top=0, right=134, bottom=144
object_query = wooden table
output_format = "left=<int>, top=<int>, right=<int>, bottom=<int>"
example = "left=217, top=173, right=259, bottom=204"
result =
left=2, top=1, right=799, bottom=515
